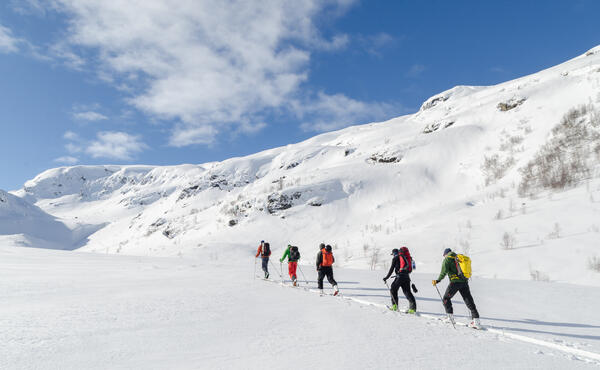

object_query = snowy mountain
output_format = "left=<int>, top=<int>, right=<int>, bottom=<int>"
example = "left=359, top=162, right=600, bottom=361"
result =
left=7, top=45, right=600, bottom=286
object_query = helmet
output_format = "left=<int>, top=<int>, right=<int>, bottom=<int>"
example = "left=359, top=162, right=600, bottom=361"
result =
left=325, top=245, right=332, bottom=252
left=443, top=248, right=452, bottom=256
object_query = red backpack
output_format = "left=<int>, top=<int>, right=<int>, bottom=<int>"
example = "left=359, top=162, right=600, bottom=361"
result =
left=398, top=247, right=413, bottom=273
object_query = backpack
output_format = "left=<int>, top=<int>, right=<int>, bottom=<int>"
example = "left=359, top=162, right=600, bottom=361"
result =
left=454, top=254, right=472, bottom=279
left=321, top=248, right=334, bottom=267
left=289, top=246, right=300, bottom=261
left=398, top=247, right=413, bottom=273
left=262, top=243, right=271, bottom=257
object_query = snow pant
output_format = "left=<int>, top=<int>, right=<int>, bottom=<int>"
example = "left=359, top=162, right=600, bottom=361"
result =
left=261, top=257, right=269, bottom=276
left=443, top=281, right=479, bottom=319
left=390, top=274, right=416, bottom=311
left=288, top=261, right=298, bottom=280
left=317, top=266, right=337, bottom=289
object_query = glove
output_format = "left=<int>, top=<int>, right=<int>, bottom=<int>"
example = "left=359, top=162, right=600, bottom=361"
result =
left=383, top=277, right=388, bottom=283
left=432, top=280, right=438, bottom=286
left=280, top=259, right=283, bottom=263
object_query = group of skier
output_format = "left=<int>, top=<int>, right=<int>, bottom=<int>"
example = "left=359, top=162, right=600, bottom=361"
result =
left=255, top=241, right=481, bottom=329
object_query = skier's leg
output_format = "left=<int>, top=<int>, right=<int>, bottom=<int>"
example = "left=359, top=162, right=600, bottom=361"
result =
left=442, top=283, right=460, bottom=314
left=326, top=267, right=337, bottom=286
left=317, top=269, right=325, bottom=289
left=400, top=277, right=416, bottom=311
left=290, top=262, right=297, bottom=280
left=390, top=277, right=401, bottom=306
left=459, top=283, right=480, bottom=319
left=262, top=257, right=269, bottom=277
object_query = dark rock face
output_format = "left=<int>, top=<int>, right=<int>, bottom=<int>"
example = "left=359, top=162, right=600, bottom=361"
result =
left=228, top=219, right=238, bottom=227
left=368, top=153, right=402, bottom=163
left=267, top=192, right=302, bottom=214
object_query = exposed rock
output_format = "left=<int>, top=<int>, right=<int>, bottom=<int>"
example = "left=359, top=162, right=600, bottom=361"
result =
left=267, top=192, right=302, bottom=214
left=497, top=97, right=527, bottom=111
left=368, top=153, right=402, bottom=163
left=421, top=94, right=449, bottom=110
left=228, top=219, right=238, bottom=227
left=423, top=120, right=455, bottom=134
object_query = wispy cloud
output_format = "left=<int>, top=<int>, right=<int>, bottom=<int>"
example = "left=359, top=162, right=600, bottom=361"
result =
left=0, top=24, right=19, bottom=53
left=86, top=131, right=148, bottom=160
left=62, top=130, right=147, bottom=160
left=406, top=64, right=426, bottom=78
left=297, top=92, right=401, bottom=132
left=72, top=111, right=108, bottom=122
left=54, top=156, right=78, bottom=165
left=19, top=0, right=398, bottom=145
left=357, top=32, right=399, bottom=57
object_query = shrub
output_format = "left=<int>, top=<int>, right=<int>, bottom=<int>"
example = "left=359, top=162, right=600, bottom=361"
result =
left=519, top=104, right=600, bottom=196
left=482, top=154, right=515, bottom=185
left=589, top=256, right=600, bottom=272
left=500, top=231, right=516, bottom=249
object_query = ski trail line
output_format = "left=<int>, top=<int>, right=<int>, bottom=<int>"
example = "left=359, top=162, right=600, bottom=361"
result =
left=260, top=279, right=600, bottom=364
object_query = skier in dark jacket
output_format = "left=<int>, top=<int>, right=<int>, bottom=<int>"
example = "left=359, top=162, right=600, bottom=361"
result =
left=432, top=248, right=481, bottom=328
left=316, top=243, right=339, bottom=295
left=255, top=241, right=271, bottom=279
left=383, top=247, right=416, bottom=313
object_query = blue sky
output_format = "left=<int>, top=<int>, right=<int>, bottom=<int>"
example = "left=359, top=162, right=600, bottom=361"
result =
left=1, top=0, right=599, bottom=190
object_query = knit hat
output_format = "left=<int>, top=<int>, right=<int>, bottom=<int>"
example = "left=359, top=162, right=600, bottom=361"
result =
left=391, top=248, right=399, bottom=255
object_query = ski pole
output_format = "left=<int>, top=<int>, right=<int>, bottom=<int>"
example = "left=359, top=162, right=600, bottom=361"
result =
left=298, top=264, right=309, bottom=285
left=384, top=280, right=399, bottom=308
left=254, top=258, right=257, bottom=279
left=435, top=284, right=456, bottom=329
left=269, top=259, right=284, bottom=282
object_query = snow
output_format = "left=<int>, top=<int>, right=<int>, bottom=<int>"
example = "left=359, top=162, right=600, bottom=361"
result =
left=0, top=245, right=598, bottom=369
left=1, top=46, right=600, bottom=368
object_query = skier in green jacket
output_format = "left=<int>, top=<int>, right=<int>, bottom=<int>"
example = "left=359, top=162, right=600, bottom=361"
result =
left=432, top=248, right=481, bottom=328
left=280, top=244, right=300, bottom=286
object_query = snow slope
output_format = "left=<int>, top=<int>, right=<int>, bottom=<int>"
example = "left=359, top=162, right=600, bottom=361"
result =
left=7, top=45, right=600, bottom=286
left=1, top=245, right=598, bottom=369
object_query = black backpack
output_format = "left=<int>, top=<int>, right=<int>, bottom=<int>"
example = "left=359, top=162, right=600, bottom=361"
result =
left=262, top=243, right=271, bottom=256
left=289, top=246, right=300, bottom=261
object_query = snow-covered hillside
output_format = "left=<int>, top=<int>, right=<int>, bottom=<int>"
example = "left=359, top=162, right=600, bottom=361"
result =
left=7, top=45, right=600, bottom=286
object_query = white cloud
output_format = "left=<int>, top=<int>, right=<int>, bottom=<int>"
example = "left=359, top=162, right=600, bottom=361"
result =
left=0, top=24, right=19, bottom=53
left=72, top=111, right=108, bottom=122
left=86, top=131, right=147, bottom=160
left=30, top=0, right=369, bottom=145
left=297, top=92, right=400, bottom=132
left=63, top=130, right=79, bottom=140
left=406, top=64, right=426, bottom=78
left=54, top=156, right=78, bottom=165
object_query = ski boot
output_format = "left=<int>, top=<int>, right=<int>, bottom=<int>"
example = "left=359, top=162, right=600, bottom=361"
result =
left=468, top=318, right=482, bottom=329
left=333, top=285, right=339, bottom=296
left=404, top=308, right=416, bottom=315
left=293, top=278, right=297, bottom=287
left=265, top=272, right=269, bottom=279
left=388, top=304, right=398, bottom=311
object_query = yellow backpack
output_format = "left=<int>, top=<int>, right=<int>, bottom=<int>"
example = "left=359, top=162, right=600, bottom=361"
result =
left=455, top=254, right=472, bottom=279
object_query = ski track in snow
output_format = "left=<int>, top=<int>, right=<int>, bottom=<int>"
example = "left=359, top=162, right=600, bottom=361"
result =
left=2, top=246, right=598, bottom=369
left=264, top=278, right=600, bottom=365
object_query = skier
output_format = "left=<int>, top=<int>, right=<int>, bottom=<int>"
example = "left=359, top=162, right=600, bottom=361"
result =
left=255, top=241, right=271, bottom=279
left=383, top=247, right=416, bottom=313
left=280, top=244, right=300, bottom=286
left=316, top=244, right=339, bottom=295
left=432, top=248, right=481, bottom=328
